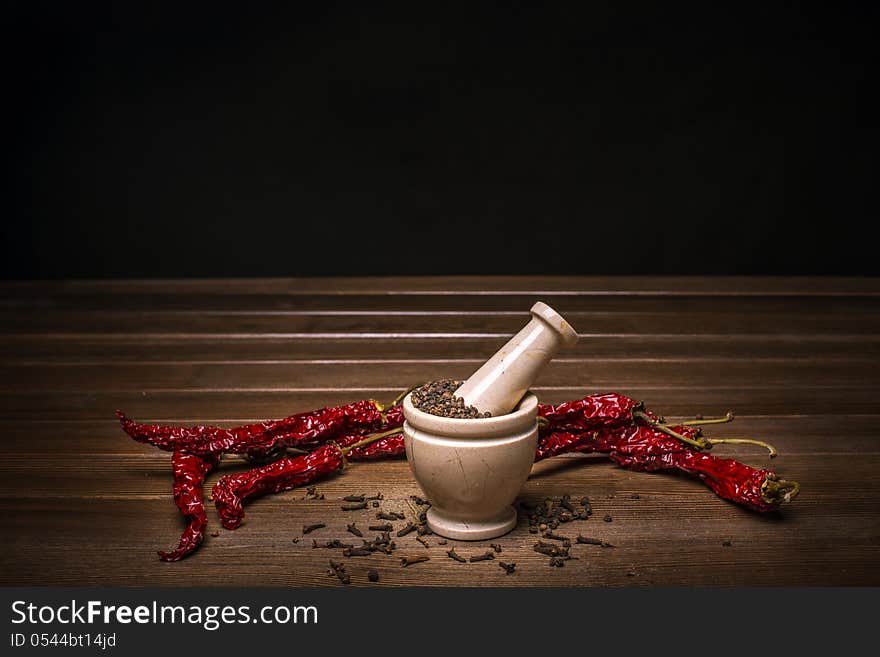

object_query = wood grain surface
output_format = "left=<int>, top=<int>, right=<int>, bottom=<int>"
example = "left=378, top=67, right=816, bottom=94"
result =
left=1, top=276, right=878, bottom=587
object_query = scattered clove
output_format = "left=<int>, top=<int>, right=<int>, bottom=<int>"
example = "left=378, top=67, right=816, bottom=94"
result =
left=400, top=555, right=430, bottom=567
left=469, top=551, right=495, bottom=563
left=410, top=495, right=428, bottom=506
left=447, top=549, right=467, bottom=563
left=369, top=523, right=393, bottom=532
left=437, top=539, right=448, bottom=545
left=576, top=535, right=614, bottom=548
left=342, top=501, right=368, bottom=511
left=291, top=537, right=300, bottom=544
left=347, top=523, right=363, bottom=537
left=343, top=547, right=374, bottom=557
left=365, top=493, right=384, bottom=501
left=367, top=569, right=380, bottom=582
left=416, top=523, right=432, bottom=536
left=498, top=562, right=516, bottom=575
left=490, top=543, right=502, bottom=553
left=543, top=531, right=570, bottom=544
left=603, top=515, right=613, bottom=523
left=304, top=486, right=324, bottom=500
left=376, top=511, right=405, bottom=521
left=343, top=495, right=365, bottom=503
left=328, top=560, right=350, bottom=585
left=416, top=535, right=430, bottom=548
left=396, top=522, right=417, bottom=537
left=302, top=523, right=326, bottom=535
left=549, top=556, right=567, bottom=568
left=560, top=495, right=576, bottom=513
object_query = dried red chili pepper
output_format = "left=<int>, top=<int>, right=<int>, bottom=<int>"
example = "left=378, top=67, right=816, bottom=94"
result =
left=115, top=399, right=384, bottom=458
left=537, top=393, right=651, bottom=432
left=212, top=427, right=403, bottom=529
left=158, top=451, right=220, bottom=562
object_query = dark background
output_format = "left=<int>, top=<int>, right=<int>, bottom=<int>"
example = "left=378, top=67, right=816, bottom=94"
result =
left=3, top=1, right=876, bottom=279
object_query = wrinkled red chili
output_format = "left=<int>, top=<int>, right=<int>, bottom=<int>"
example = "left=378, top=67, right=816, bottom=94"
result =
left=158, top=451, right=220, bottom=562
left=116, top=399, right=384, bottom=458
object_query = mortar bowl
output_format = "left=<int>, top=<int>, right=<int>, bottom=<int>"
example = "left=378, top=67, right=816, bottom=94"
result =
left=402, top=392, right=538, bottom=540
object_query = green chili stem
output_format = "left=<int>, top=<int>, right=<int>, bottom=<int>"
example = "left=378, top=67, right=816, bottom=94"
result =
left=341, top=426, right=404, bottom=454
left=633, top=411, right=709, bottom=450
left=673, top=412, right=735, bottom=426
left=709, top=438, right=778, bottom=458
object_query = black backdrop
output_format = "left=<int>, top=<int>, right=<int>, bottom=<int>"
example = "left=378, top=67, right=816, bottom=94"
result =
left=3, top=2, right=876, bottom=279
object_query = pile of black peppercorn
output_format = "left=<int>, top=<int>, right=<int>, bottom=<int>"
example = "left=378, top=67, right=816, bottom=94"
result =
left=410, top=379, right=491, bottom=419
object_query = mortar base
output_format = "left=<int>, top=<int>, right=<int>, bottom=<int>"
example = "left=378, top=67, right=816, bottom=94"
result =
left=426, top=506, right=517, bottom=541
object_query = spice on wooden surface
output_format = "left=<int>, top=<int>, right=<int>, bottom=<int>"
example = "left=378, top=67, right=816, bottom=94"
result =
left=328, top=560, right=350, bottom=585
left=369, top=523, right=393, bottom=532
left=410, top=379, right=490, bottom=419
left=416, top=535, right=430, bottom=548
left=469, top=551, right=495, bottom=563
left=437, top=539, right=448, bottom=545
left=367, top=569, right=380, bottom=582
left=343, top=495, right=365, bottom=503
left=490, top=543, right=502, bottom=553
left=343, top=547, right=373, bottom=557
left=400, top=555, right=430, bottom=567
left=346, top=523, right=363, bottom=537
left=302, top=523, right=326, bottom=535
left=447, top=549, right=467, bottom=563
left=342, top=501, right=368, bottom=511
left=376, top=511, right=404, bottom=520
left=722, top=540, right=733, bottom=547
left=396, top=522, right=417, bottom=537
left=603, top=515, right=613, bottom=523
left=499, top=562, right=516, bottom=575
left=576, top=535, right=614, bottom=548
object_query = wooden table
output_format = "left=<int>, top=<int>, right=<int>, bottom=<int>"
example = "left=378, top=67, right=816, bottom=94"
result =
left=2, top=276, right=878, bottom=586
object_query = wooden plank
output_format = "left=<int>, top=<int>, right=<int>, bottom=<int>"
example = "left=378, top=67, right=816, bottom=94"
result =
left=3, top=275, right=879, bottom=296
left=5, top=293, right=880, bottom=313
left=2, top=456, right=877, bottom=586
left=3, top=309, right=878, bottom=335
left=0, top=387, right=876, bottom=420
left=0, top=452, right=855, bottom=499
left=2, top=334, right=879, bottom=362
left=3, top=358, right=877, bottom=392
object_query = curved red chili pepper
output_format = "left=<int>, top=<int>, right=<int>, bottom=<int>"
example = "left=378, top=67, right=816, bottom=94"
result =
left=158, top=451, right=220, bottom=562
left=212, top=444, right=345, bottom=530
left=116, top=400, right=383, bottom=458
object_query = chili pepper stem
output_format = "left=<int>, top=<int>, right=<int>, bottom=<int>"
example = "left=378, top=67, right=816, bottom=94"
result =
left=633, top=411, right=709, bottom=450
left=340, top=427, right=404, bottom=454
left=709, top=438, right=778, bottom=458
left=761, top=477, right=800, bottom=504
left=673, top=412, right=735, bottom=426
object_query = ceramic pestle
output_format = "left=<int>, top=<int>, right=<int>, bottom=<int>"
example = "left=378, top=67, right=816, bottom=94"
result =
left=455, top=301, right=578, bottom=417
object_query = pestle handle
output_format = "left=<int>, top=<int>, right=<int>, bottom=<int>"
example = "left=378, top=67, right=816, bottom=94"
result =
left=455, top=302, right=578, bottom=416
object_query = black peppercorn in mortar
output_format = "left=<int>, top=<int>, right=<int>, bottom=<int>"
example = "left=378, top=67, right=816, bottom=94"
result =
left=410, top=379, right=491, bottom=419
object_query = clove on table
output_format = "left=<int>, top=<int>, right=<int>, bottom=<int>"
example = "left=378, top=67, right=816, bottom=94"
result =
left=396, top=522, right=417, bottom=537
left=302, top=523, right=326, bottom=535
left=369, top=523, right=393, bottom=532
left=416, top=535, right=430, bottom=548
left=469, top=551, right=495, bottom=563
left=376, top=510, right=405, bottom=521
left=446, top=549, right=467, bottom=563
left=343, top=495, right=365, bottom=503
left=341, top=501, right=368, bottom=511
left=400, top=555, right=430, bottom=567
left=343, top=547, right=374, bottom=557
left=490, top=543, right=502, bottom=553
left=328, top=560, right=350, bottom=585
left=346, top=523, right=363, bottom=537
left=576, top=535, right=614, bottom=548
left=498, top=562, right=516, bottom=575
